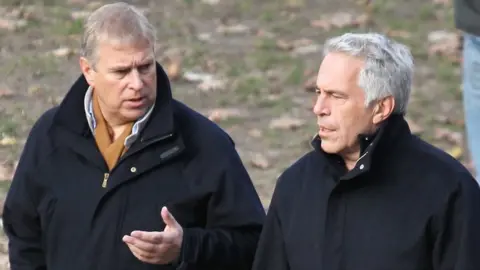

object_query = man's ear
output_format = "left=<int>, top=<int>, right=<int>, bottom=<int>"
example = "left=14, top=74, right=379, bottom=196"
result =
left=79, top=57, right=95, bottom=86
left=372, top=96, right=395, bottom=125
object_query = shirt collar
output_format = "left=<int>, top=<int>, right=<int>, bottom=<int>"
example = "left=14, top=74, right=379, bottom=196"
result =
left=310, top=117, right=391, bottom=180
left=83, top=86, right=155, bottom=147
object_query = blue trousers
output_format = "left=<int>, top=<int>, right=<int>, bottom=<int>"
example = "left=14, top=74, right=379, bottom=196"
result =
left=462, top=33, right=480, bottom=184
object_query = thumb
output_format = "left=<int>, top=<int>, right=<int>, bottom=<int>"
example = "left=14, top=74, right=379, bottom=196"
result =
left=161, top=206, right=179, bottom=228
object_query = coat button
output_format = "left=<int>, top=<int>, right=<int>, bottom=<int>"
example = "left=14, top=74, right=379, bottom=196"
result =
left=359, top=164, right=364, bottom=170
left=130, top=167, right=137, bottom=173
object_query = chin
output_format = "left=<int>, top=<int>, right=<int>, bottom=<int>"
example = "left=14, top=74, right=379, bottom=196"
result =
left=122, top=109, right=148, bottom=122
left=320, top=141, right=340, bottom=154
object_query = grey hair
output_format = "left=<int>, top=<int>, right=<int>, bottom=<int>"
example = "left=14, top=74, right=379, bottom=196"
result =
left=81, top=2, right=156, bottom=67
left=323, top=32, right=414, bottom=115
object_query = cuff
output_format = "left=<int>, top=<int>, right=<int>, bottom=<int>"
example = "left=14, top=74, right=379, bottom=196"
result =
left=172, top=228, right=199, bottom=269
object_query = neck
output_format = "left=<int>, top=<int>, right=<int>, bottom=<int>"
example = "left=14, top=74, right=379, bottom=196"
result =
left=341, top=148, right=361, bottom=171
left=97, top=103, right=130, bottom=141
left=341, top=125, right=382, bottom=170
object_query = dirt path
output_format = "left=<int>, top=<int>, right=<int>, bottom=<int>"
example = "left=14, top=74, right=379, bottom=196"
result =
left=0, top=0, right=467, bottom=267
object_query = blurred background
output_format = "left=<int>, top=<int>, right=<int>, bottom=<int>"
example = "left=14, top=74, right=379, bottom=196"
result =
left=0, top=0, right=467, bottom=267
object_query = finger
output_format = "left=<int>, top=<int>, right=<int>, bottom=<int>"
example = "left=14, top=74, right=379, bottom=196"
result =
left=161, top=206, right=178, bottom=227
left=123, top=235, right=158, bottom=253
left=129, top=231, right=164, bottom=244
left=126, top=243, right=157, bottom=263
left=126, top=242, right=154, bottom=259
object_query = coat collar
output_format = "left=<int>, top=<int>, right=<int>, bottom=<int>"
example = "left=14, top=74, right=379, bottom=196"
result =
left=51, top=62, right=176, bottom=141
left=311, top=114, right=412, bottom=180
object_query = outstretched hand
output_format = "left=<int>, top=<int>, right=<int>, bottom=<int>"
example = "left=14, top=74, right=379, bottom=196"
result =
left=122, top=206, right=183, bottom=265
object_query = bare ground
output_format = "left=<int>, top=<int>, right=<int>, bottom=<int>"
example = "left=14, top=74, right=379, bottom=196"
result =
left=0, top=0, right=468, bottom=267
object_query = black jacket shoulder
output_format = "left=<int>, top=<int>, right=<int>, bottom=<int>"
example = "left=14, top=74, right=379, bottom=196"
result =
left=19, top=106, right=59, bottom=169
left=271, top=150, right=319, bottom=207
left=403, top=135, right=478, bottom=191
left=172, top=100, right=237, bottom=156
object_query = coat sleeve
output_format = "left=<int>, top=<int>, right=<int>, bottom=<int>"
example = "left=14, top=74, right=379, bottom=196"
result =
left=2, top=116, right=48, bottom=270
left=251, top=175, right=290, bottom=270
left=176, top=147, right=266, bottom=270
left=431, top=173, right=480, bottom=270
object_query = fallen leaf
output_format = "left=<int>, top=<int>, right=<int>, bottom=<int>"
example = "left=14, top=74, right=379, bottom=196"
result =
left=33, top=39, right=43, bottom=46
left=0, top=136, right=17, bottom=146
left=183, top=71, right=214, bottom=83
left=207, top=108, right=248, bottom=122
left=183, top=71, right=226, bottom=92
left=405, top=117, right=424, bottom=134
left=248, top=128, right=263, bottom=138
left=276, top=39, right=293, bottom=51
left=0, top=162, right=13, bottom=181
left=201, top=0, right=220, bottom=4
left=50, top=47, right=75, bottom=57
left=291, top=44, right=322, bottom=56
left=331, top=12, right=356, bottom=28
left=311, top=12, right=366, bottom=31
left=250, top=153, right=271, bottom=169
left=197, top=33, right=212, bottom=41
left=166, top=58, right=182, bottom=81
left=434, top=127, right=463, bottom=144
left=310, top=19, right=331, bottom=30
left=446, top=146, right=463, bottom=159
left=427, top=30, right=461, bottom=59
left=0, top=18, right=27, bottom=31
left=216, top=24, right=250, bottom=34
left=28, top=85, right=43, bottom=95
left=269, top=116, right=306, bottom=130
left=256, top=29, right=276, bottom=39
left=0, top=88, right=15, bottom=98
left=198, top=79, right=226, bottom=92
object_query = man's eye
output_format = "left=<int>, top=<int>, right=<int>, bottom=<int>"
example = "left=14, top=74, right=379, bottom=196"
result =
left=115, top=69, right=129, bottom=75
left=138, top=64, right=152, bottom=73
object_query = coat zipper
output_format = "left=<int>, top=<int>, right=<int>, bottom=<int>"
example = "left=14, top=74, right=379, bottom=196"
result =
left=102, top=173, right=110, bottom=188
left=101, top=133, right=174, bottom=188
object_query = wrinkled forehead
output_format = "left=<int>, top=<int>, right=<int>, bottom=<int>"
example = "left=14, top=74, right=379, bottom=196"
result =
left=95, top=39, right=155, bottom=68
left=316, top=53, right=364, bottom=94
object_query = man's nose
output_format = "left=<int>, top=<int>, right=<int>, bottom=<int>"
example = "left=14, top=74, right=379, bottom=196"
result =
left=128, top=69, right=144, bottom=91
left=313, top=95, right=330, bottom=116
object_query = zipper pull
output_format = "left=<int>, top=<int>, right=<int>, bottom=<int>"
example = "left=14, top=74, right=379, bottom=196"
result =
left=102, top=173, right=109, bottom=188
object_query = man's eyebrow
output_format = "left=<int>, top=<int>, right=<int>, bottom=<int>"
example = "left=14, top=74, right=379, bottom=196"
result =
left=315, top=86, right=346, bottom=95
left=139, top=59, right=154, bottom=65
left=109, top=65, right=131, bottom=72
left=108, top=60, right=154, bottom=71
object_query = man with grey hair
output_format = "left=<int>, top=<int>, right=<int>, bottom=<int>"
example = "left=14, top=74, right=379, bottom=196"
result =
left=252, top=32, right=480, bottom=270
left=3, top=2, right=265, bottom=270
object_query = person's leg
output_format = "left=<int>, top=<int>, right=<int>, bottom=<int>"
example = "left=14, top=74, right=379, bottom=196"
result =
left=462, top=33, right=480, bottom=182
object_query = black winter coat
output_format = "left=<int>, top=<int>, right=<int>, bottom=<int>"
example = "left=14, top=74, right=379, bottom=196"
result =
left=3, top=63, right=265, bottom=270
left=252, top=115, right=480, bottom=270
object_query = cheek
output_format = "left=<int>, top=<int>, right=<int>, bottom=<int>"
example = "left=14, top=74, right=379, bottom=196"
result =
left=145, top=77, right=157, bottom=97
left=334, top=108, right=358, bottom=141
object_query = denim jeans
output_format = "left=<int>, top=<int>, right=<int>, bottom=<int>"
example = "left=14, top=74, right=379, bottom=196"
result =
left=462, top=33, right=480, bottom=183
